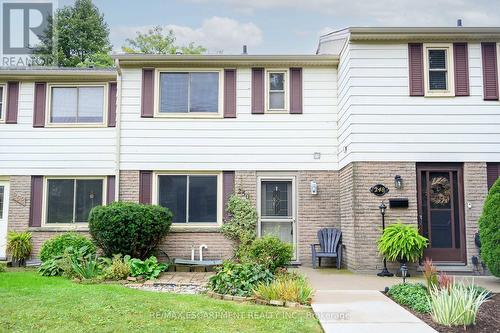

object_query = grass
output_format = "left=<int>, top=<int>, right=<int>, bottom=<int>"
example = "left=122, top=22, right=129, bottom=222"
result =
left=0, top=270, right=321, bottom=333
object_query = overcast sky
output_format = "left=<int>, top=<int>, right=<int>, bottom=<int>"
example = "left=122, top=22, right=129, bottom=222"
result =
left=60, top=0, right=500, bottom=54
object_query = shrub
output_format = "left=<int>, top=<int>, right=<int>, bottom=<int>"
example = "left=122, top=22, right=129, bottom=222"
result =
left=209, top=261, right=274, bottom=297
left=129, top=256, right=167, bottom=280
left=40, top=233, right=95, bottom=262
left=247, top=236, right=293, bottom=272
left=38, top=257, right=62, bottom=276
left=387, top=283, right=431, bottom=313
left=377, top=221, right=428, bottom=262
left=7, top=231, right=32, bottom=262
left=253, top=272, right=313, bottom=304
left=478, top=178, right=500, bottom=277
left=220, top=194, right=258, bottom=258
left=429, top=283, right=489, bottom=327
left=38, top=245, right=96, bottom=277
left=0, top=263, right=6, bottom=272
left=102, top=254, right=131, bottom=280
left=89, top=202, right=172, bottom=259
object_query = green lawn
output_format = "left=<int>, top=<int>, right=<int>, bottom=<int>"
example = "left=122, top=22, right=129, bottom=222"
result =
left=0, top=270, right=321, bottom=333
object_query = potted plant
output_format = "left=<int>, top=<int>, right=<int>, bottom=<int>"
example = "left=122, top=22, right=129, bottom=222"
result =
left=7, top=231, right=33, bottom=267
left=377, top=221, right=428, bottom=276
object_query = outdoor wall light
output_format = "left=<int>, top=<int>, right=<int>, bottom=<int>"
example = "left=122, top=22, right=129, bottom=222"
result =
left=401, top=264, right=408, bottom=284
left=394, top=175, right=403, bottom=189
left=310, top=180, right=318, bottom=195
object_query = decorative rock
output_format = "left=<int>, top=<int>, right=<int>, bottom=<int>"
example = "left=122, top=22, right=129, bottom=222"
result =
left=269, top=300, right=284, bottom=306
left=213, top=293, right=223, bottom=299
left=126, top=283, right=206, bottom=294
left=232, top=296, right=248, bottom=302
left=255, top=299, right=269, bottom=306
left=285, top=301, right=299, bottom=308
left=223, top=294, right=234, bottom=301
left=206, top=291, right=215, bottom=297
left=127, top=276, right=137, bottom=281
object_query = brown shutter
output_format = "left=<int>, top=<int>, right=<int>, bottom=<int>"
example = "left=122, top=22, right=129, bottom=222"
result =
left=33, top=82, right=46, bottom=127
left=222, top=171, right=235, bottom=221
left=106, top=176, right=116, bottom=204
left=481, top=43, right=499, bottom=101
left=108, top=82, right=117, bottom=127
left=139, top=171, right=152, bottom=204
left=29, top=176, right=43, bottom=227
left=453, top=43, right=470, bottom=96
left=487, top=163, right=500, bottom=190
left=224, top=69, right=237, bottom=118
left=6, top=81, right=19, bottom=123
left=251, top=68, right=265, bottom=114
left=141, top=68, right=154, bottom=117
left=408, top=43, right=424, bottom=96
left=290, top=67, right=303, bottom=114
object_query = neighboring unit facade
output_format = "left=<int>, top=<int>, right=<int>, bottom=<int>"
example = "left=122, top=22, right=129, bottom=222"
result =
left=1, top=27, right=499, bottom=273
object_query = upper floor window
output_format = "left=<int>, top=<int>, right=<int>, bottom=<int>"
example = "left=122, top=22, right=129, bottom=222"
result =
left=45, top=177, right=104, bottom=225
left=158, top=71, right=220, bottom=115
left=266, top=70, right=288, bottom=112
left=0, top=85, right=4, bottom=122
left=424, top=44, right=454, bottom=97
left=50, top=85, right=105, bottom=124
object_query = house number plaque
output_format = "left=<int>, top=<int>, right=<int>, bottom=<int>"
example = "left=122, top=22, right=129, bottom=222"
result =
left=370, top=184, right=389, bottom=197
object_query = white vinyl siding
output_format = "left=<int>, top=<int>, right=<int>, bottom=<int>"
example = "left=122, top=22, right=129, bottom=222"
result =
left=336, top=42, right=500, bottom=168
left=0, top=82, right=116, bottom=176
left=121, top=67, right=338, bottom=170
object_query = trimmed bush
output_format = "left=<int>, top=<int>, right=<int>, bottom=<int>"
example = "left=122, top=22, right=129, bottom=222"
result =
left=247, top=236, right=293, bottom=272
left=89, top=202, right=172, bottom=259
left=40, top=232, right=95, bottom=262
left=479, top=178, right=500, bottom=277
left=388, top=283, right=431, bottom=313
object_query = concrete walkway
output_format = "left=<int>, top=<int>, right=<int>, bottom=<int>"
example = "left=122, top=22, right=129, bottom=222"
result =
left=312, top=290, right=437, bottom=333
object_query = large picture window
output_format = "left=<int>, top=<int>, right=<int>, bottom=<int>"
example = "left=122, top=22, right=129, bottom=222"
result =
left=157, top=174, right=218, bottom=223
left=45, top=178, right=104, bottom=224
left=50, top=86, right=105, bottom=124
left=159, top=72, right=220, bottom=114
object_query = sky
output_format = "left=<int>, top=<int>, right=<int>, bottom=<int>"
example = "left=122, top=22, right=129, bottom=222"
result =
left=58, top=0, right=500, bottom=54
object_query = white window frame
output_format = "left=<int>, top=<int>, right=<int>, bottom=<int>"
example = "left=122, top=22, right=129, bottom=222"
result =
left=257, top=174, right=297, bottom=260
left=265, top=69, right=289, bottom=112
left=46, top=83, right=108, bottom=127
left=0, top=83, right=6, bottom=123
left=154, top=69, right=224, bottom=118
left=152, top=171, right=223, bottom=228
left=423, top=43, right=455, bottom=97
left=41, top=176, right=107, bottom=228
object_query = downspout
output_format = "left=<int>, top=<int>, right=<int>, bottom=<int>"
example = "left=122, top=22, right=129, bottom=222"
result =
left=114, top=58, right=122, bottom=201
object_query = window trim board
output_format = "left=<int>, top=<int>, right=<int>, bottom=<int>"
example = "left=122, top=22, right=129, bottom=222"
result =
left=152, top=171, right=223, bottom=227
left=153, top=68, right=224, bottom=118
left=0, top=83, right=5, bottom=123
left=45, top=83, right=109, bottom=127
left=41, top=176, right=107, bottom=228
left=265, top=68, right=289, bottom=113
left=423, top=43, right=455, bottom=97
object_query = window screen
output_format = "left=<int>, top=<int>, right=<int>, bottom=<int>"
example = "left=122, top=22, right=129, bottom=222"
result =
left=51, top=86, right=104, bottom=123
left=428, top=50, right=448, bottom=90
left=269, top=72, right=285, bottom=109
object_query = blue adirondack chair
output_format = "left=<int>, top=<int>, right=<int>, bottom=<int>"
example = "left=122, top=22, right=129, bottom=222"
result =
left=311, top=228, right=342, bottom=269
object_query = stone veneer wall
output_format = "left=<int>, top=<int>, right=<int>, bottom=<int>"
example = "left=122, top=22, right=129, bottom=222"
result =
left=339, top=162, right=418, bottom=273
left=234, top=170, right=340, bottom=266
left=7, top=176, right=89, bottom=257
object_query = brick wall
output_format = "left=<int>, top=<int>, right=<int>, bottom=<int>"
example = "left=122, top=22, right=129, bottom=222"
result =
left=463, top=162, right=488, bottom=272
left=119, top=170, right=140, bottom=202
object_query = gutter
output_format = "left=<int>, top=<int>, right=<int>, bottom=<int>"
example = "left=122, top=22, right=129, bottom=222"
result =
left=114, top=59, right=122, bottom=200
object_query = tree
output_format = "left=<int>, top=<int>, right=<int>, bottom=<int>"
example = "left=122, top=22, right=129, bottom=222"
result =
left=122, top=26, right=206, bottom=54
left=478, top=178, right=500, bottom=277
left=34, top=0, right=111, bottom=67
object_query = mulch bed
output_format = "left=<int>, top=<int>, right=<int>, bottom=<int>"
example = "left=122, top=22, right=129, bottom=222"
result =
left=404, top=294, right=500, bottom=333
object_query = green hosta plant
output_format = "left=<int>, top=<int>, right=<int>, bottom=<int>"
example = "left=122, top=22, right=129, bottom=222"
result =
left=377, top=221, right=428, bottom=262
left=7, top=231, right=33, bottom=264
left=209, top=261, right=274, bottom=297
left=429, top=283, right=489, bottom=327
left=129, top=256, right=167, bottom=280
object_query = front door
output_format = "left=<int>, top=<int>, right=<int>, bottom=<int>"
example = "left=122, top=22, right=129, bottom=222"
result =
left=0, top=181, right=10, bottom=260
left=417, top=164, right=466, bottom=262
left=258, top=177, right=297, bottom=259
